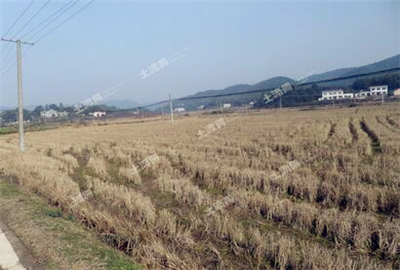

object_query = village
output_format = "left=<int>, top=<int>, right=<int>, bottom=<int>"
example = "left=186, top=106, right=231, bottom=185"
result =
left=318, top=85, right=400, bottom=101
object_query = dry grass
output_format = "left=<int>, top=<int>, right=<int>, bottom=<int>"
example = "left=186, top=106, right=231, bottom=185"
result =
left=0, top=104, right=399, bottom=269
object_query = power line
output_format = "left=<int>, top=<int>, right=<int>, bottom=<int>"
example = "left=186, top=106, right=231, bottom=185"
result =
left=2, top=0, right=94, bottom=77
left=1, top=0, right=36, bottom=45
left=122, top=67, right=400, bottom=111
left=297, top=67, right=400, bottom=86
left=1, top=44, right=17, bottom=68
left=1, top=0, right=36, bottom=65
left=3, top=0, right=78, bottom=71
left=173, top=67, right=400, bottom=101
left=1, top=0, right=51, bottom=68
left=1, top=46, right=32, bottom=77
left=12, top=0, right=52, bottom=41
left=1, top=46, right=17, bottom=76
left=19, top=0, right=77, bottom=40
left=24, top=0, right=80, bottom=42
left=34, top=0, right=95, bottom=44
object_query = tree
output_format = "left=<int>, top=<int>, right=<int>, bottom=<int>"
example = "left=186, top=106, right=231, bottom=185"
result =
left=0, top=109, right=32, bottom=122
left=352, top=79, right=369, bottom=91
left=352, top=73, right=400, bottom=94
left=63, top=106, right=76, bottom=113
left=49, top=104, right=59, bottom=111
left=32, top=105, right=44, bottom=118
left=0, top=110, right=17, bottom=122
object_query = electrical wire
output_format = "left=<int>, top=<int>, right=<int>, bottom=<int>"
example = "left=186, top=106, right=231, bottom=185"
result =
left=1, top=0, right=36, bottom=65
left=1, top=0, right=94, bottom=77
left=1, top=0, right=51, bottom=68
left=122, top=67, right=400, bottom=111
left=23, top=0, right=80, bottom=41
left=34, top=0, right=95, bottom=44
left=1, top=0, right=35, bottom=44
left=12, top=0, right=52, bottom=40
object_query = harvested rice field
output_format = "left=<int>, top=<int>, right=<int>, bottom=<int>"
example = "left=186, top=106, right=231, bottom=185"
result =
left=0, top=104, right=399, bottom=270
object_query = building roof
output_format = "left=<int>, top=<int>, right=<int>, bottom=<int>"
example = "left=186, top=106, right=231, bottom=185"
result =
left=369, top=85, right=388, bottom=88
left=355, top=91, right=370, bottom=94
left=322, top=89, right=343, bottom=94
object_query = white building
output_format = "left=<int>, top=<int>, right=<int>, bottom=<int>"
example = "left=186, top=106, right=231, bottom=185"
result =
left=393, top=88, right=400, bottom=96
left=89, top=111, right=106, bottom=117
left=173, top=108, right=185, bottom=113
left=197, top=105, right=205, bottom=110
left=40, top=110, right=68, bottom=118
left=355, top=85, right=388, bottom=99
left=58, top=111, right=68, bottom=117
left=318, top=90, right=353, bottom=101
left=354, top=91, right=370, bottom=98
left=223, top=103, right=232, bottom=109
left=369, top=85, right=388, bottom=95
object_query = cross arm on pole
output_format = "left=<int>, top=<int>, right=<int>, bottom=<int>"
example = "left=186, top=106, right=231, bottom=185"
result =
left=1, top=38, right=34, bottom=46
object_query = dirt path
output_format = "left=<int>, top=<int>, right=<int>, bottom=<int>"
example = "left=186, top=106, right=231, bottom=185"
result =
left=0, top=219, right=39, bottom=270
left=0, top=177, right=140, bottom=270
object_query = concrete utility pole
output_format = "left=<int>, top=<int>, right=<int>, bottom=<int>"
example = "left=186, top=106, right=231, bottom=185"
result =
left=279, top=97, right=282, bottom=110
left=1, top=38, right=34, bottom=152
left=169, top=93, right=174, bottom=125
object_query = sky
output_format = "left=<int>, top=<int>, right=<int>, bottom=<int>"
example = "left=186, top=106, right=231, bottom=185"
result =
left=0, top=0, right=399, bottom=107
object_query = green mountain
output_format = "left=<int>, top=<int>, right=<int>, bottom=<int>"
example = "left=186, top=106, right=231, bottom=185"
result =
left=103, top=99, right=140, bottom=109
left=300, top=54, right=400, bottom=86
left=155, top=54, right=400, bottom=112
left=169, top=76, right=296, bottom=111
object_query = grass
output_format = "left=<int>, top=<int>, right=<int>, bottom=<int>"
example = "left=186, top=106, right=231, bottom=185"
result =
left=0, top=176, right=142, bottom=270
left=0, top=104, right=399, bottom=269
left=0, top=126, right=17, bottom=135
left=0, top=124, right=51, bottom=135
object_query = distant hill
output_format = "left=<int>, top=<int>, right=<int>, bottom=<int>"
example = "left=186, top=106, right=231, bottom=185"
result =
left=103, top=99, right=140, bottom=109
left=298, top=67, right=354, bottom=84
left=0, top=104, right=37, bottom=111
left=168, top=76, right=296, bottom=111
left=300, top=54, right=400, bottom=86
left=166, top=54, right=400, bottom=111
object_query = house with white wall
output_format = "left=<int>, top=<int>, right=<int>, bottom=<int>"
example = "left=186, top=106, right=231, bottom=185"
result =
left=173, top=108, right=185, bottom=113
left=223, top=103, right=231, bottom=109
left=318, top=90, right=353, bottom=101
left=355, top=91, right=370, bottom=98
left=89, top=111, right=106, bottom=117
left=40, top=110, right=68, bottom=118
left=355, top=85, right=388, bottom=99
left=369, top=85, right=388, bottom=95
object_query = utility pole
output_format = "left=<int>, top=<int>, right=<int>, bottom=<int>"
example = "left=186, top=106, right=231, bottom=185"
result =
left=1, top=38, right=34, bottom=152
left=381, top=93, right=384, bottom=104
left=279, top=97, right=282, bottom=110
left=169, top=93, right=174, bottom=125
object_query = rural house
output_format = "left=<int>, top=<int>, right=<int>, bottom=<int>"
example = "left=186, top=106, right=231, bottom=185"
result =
left=40, top=110, right=68, bottom=118
left=318, top=90, right=353, bottom=101
left=89, top=111, right=106, bottom=117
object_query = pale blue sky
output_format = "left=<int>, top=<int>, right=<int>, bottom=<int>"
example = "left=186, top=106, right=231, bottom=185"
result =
left=1, top=0, right=399, bottom=107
